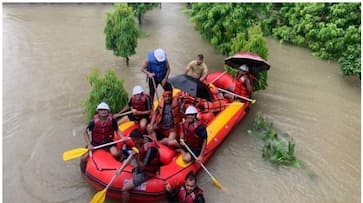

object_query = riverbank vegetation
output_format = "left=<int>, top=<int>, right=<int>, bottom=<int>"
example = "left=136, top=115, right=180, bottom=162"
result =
left=185, top=3, right=361, bottom=83
left=83, top=69, right=128, bottom=122
left=248, top=114, right=304, bottom=168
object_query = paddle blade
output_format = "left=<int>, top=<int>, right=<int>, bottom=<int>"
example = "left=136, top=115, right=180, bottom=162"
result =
left=251, top=99, right=256, bottom=104
left=211, top=177, right=224, bottom=190
left=90, top=189, right=106, bottom=203
left=62, top=148, right=88, bottom=161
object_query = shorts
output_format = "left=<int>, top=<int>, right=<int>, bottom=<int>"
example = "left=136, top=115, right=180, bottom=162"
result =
left=132, top=168, right=148, bottom=186
left=127, top=114, right=150, bottom=123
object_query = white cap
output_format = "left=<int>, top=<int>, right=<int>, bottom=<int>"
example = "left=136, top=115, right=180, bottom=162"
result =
left=185, top=105, right=198, bottom=115
left=239, top=64, right=249, bottom=72
left=132, top=85, right=144, bottom=95
left=96, top=102, right=110, bottom=111
left=154, top=48, right=166, bottom=62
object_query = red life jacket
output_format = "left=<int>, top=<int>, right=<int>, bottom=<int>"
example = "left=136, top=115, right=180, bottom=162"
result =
left=234, top=73, right=253, bottom=98
left=92, top=114, right=114, bottom=145
left=177, top=186, right=203, bottom=203
left=131, top=93, right=151, bottom=112
left=183, top=120, right=205, bottom=149
left=155, top=97, right=181, bottom=126
left=139, top=140, right=160, bottom=175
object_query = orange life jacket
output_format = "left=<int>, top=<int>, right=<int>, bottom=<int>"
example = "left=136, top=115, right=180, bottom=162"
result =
left=92, top=114, right=114, bottom=145
left=177, top=186, right=203, bottom=203
left=234, top=73, right=254, bottom=98
left=154, top=97, right=181, bottom=126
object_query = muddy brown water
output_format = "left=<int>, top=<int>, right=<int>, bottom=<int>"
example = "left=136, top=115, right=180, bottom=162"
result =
left=3, top=3, right=360, bottom=203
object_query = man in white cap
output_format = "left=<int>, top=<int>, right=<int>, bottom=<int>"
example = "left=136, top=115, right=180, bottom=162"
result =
left=141, top=48, right=172, bottom=102
left=80, top=102, right=124, bottom=173
left=178, top=105, right=207, bottom=163
left=234, top=64, right=253, bottom=99
left=115, top=85, right=152, bottom=133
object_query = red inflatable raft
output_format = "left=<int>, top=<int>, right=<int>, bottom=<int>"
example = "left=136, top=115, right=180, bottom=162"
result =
left=84, top=71, right=250, bottom=202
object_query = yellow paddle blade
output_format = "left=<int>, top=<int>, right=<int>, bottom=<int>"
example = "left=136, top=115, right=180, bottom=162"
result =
left=251, top=99, right=256, bottom=104
left=62, top=148, right=88, bottom=161
left=211, top=177, right=224, bottom=190
left=90, top=189, right=106, bottom=203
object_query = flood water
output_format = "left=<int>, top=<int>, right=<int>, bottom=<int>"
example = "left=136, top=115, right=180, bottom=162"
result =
left=3, top=3, right=361, bottom=203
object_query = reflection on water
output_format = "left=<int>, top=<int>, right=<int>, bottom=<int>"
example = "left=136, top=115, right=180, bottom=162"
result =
left=3, top=3, right=360, bottom=203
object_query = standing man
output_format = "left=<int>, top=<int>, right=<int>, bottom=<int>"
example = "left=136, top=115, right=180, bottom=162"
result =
left=80, top=102, right=124, bottom=173
left=122, top=128, right=160, bottom=203
left=179, top=106, right=207, bottom=163
left=141, top=48, right=172, bottom=102
left=115, top=85, right=152, bottom=133
left=185, top=54, right=208, bottom=81
left=165, top=171, right=205, bottom=203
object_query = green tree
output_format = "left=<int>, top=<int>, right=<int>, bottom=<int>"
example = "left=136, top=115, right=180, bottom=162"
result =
left=104, top=3, right=139, bottom=66
left=83, top=69, right=129, bottom=122
left=128, top=3, right=160, bottom=25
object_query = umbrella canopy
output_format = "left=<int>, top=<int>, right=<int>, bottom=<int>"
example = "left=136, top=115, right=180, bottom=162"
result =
left=168, top=75, right=213, bottom=101
left=224, top=52, right=271, bottom=75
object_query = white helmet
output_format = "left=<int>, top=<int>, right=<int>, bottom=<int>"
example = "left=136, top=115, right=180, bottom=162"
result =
left=239, top=64, right=249, bottom=72
left=185, top=105, right=198, bottom=115
left=154, top=48, right=166, bottom=62
left=96, top=102, right=110, bottom=111
left=132, top=85, right=144, bottom=95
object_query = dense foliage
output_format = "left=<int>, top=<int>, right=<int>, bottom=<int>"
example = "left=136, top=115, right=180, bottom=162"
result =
left=186, top=3, right=273, bottom=91
left=248, top=115, right=304, bottom=168
left=104, top=3, right=139, bottom=66
left=272, top=3, right=361, bottom=78
left=186, top=3, right=361, bottom=82
left=83, top=69, right=129, bottom=122
left=128, top=3, right=160, bottom=24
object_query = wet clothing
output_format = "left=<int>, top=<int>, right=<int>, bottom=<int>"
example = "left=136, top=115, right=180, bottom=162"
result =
left=87, top=115, right=118, bottom=146
left=160, top=103, right=175, bottom=129
left=167, top=185, right=205, bottom=203
left=185, top=60, right=208, bottom=80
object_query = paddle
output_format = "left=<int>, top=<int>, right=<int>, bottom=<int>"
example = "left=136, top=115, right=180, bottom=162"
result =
left=113, top=110, right=133, bottom=119
left=151, top=77, right=159, bottom=101
left=62, top=138, right=129, bottom=161
left=217, top=87, right=256, bottom=104
left=89, top=147, right=139, bottom=203
left=181, top=141, right=224, bottom=190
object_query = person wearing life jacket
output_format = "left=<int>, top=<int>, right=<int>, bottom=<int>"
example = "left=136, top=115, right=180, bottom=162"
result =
left=165, top=171, right=205, bottom=203
left=80, top=102, right=125, bottom=173
left=122, top=128, right=160, bottom=203
left=234, top=64, right=253, bottom=99
left=179, top=106, right=207, bottom=163
left=150, top=90, right=182, bottom=148
left=141, top=48, right=173, bottom=102
left=115, top=85, right=152, bottom=133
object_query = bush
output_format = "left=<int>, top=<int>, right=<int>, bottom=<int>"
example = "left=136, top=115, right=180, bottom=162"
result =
left=83, top=69, right=129, bottom=122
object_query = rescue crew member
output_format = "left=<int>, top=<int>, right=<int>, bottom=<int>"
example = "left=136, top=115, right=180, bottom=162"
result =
left=141, top=48, right=173, bottom=102
left=179, top=106, right=207, bottom=163
left=234, top=64, right=253, bottom=99
left=80, top=102, right=124, bottom=173
left=150, top=90, right=182, bottom=148
left=122, top=129, right=160, bottom=203
left=165, top=171, right=205, bottom=203
left=115, top=85, right=152, bottom=133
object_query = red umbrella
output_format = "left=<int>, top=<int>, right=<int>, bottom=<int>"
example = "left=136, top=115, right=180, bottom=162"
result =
left=224, top=52, right=271, bottom=75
